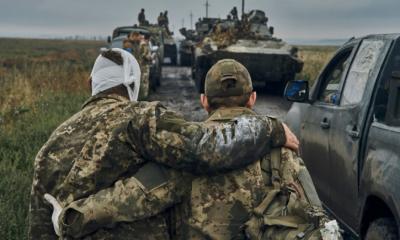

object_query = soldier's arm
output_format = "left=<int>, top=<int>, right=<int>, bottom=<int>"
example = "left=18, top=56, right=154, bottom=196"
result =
left=59, top=164, right=191, bottom=238
left=128, top=102, right=286, bottom=175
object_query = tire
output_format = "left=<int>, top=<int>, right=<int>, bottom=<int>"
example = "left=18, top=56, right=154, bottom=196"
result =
left=364, top=218, right=398, bottom=240
left=171, top=56, right=177, bottom=66
left=180, top=53, right=192, bottom=66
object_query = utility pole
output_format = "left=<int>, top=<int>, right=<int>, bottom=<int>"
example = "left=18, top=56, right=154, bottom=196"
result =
left=181, top=18, right=185, bottom=28
left=242, top=0, right=245, bottom=17
left=205, top=0, right=210, bottom=18
left=190, top=11, right=193, bottom=29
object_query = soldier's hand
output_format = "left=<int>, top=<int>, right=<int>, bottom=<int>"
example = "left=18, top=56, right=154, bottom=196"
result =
left=282, top=123, right=299, bottom=151
left=44, top=193, right=62, bottom=237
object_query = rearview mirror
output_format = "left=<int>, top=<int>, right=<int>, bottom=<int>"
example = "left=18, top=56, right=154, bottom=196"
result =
left=284, top=80, right=309, bottom=102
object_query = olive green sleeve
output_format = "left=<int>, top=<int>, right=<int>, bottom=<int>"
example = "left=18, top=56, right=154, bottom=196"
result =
left=128, top=102, right=286, bottom=174
left=60, top=166, right=190, bottom=238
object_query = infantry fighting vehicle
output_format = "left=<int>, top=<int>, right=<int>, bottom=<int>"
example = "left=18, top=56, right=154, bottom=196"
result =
left=179, top=18, right=220, bottom=66
left=192, top=10, right=303, bottom=93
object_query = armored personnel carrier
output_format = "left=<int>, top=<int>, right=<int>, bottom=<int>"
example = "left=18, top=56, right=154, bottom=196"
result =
left=179, top=18, right=220, bottom=66
left=193, top=10, right=303, bottom=93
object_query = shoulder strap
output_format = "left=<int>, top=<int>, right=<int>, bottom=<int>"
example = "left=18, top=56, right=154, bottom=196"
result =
left=270, top=148, right=282, bottom=189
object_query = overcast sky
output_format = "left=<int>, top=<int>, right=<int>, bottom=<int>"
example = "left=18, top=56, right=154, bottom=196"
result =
left=1, top=0, right=400, bottom=40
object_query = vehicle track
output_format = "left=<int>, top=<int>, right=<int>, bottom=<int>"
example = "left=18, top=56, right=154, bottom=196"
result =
left=149, top=66, right=292, bottom=121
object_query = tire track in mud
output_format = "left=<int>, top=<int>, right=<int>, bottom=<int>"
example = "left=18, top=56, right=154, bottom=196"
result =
left=148, top=66, right=207, bottom=122
left=149, top=66, right=292, bottom=121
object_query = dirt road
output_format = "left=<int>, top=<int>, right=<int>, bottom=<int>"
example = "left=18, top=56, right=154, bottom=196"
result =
left=149, top=66, right=292, bottom=121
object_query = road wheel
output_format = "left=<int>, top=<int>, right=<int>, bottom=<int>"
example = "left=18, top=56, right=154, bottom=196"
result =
left=364, top=218, right=398, bottom=240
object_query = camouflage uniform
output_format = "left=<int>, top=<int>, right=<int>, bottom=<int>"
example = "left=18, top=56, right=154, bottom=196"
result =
left=187, top=107, right=267, bottom=240
left=187, top=59, right=326, bottom=240
left=138, top=41, right=152, bottom=100
left=158, top=14, right=165, bottom=27
left=138, top=11, right=146, bottom=26
left=129, top=39, right=151, bottom=100
left=29, top=93, right=286, bottom=240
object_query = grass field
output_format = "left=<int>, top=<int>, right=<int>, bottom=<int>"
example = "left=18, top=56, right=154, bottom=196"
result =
left=0, top=38, right=337, bottom=239
left=0, top=38, right=104, bottom=239
left=295, top=45, right=338, bottom=85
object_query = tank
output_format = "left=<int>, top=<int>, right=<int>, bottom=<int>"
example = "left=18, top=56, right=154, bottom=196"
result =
left=193, top=10, right=303, bottom=93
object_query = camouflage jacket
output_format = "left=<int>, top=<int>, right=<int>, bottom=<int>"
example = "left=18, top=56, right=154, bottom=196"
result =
left=189, top=107, right=326, bottom=240
left=29, top=94, right=286, bottom=240
left=187, top=107, right=266, bottom=240
left=140, top=41, right=152, bottom=64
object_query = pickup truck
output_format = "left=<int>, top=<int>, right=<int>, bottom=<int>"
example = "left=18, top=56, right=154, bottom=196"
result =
left=284, top=34, right=400, bottom=239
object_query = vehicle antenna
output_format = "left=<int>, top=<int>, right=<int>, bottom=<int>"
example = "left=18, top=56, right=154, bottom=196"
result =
left=190, top=11, right=193, bottom=29
left=242, top=0, right=245, bottom=17
left=205, top=0, right=210, bottom=18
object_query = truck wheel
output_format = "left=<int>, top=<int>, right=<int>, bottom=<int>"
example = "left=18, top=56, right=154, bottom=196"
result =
left=171, top=56, right=177, bottom=66
left=364, top=218, right=398, bottom=240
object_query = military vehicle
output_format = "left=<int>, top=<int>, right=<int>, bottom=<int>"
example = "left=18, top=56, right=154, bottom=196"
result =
left=195, top=17, right=220, bottom=37
left=178, top=28, right=196, bottom=66
left=161, top=29, right=177, bottom=65
left=107, top=26, right=164, bottom=89
left=285, top=34, right=400, bottom=239
left=178, top=18, right=220, bottom=66
left=192, top=10, right=303, bottom=93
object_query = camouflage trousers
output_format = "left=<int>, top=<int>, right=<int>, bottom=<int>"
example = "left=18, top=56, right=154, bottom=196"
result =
left=139, top=65, right=150, bottom=100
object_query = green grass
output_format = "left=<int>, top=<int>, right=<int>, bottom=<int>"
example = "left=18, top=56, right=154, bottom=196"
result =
left=0, top=92, right=88, bottom=239
left=295, top=45, right=338, bottom=86
left=0, top=38, right=100, bottom=239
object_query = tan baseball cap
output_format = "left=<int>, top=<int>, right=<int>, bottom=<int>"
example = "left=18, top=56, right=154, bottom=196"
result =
left=205, top=59, right=253, bottom=97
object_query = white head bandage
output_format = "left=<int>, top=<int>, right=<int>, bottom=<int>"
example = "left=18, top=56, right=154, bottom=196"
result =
left=90, top=48, right=141, bottom=101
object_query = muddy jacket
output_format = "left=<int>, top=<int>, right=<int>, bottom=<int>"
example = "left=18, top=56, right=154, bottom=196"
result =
left=28, top=94, right=286, bottom=240
left=189, top=107, right=326, bottom=240
left=187, top=107, right=266, bottom=240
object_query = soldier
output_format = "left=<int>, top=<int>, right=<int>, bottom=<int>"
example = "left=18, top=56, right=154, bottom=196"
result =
left=138, top=34, right=152, bottom=99
left=138, top=8, right=146, bottom=26
left=127, top=32, right=150, bottom=100
left=122, top=38, right=134, bottom=53
left=230, top=6, right=238, bottom=20
left=157, top=12, right=165, bottom=26
left=164, top=11, right=169, bottom=27
left=191, top=59, right=335, bottom=239
left=29, top=50, right=299, bottom=239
